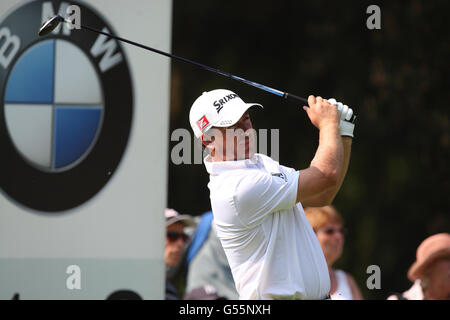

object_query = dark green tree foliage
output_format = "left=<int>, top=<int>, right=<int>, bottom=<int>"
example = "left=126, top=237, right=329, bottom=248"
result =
left=168, top=0, right=449, bottom=299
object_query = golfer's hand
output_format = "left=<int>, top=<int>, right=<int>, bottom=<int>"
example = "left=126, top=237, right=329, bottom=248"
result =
left=328, top=98, right=355, bottom=138
left=303, top=95, right=339, bottom=130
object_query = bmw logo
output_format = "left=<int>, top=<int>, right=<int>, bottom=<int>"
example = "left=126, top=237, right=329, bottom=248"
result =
left=0, top=0, right=133, bottom=212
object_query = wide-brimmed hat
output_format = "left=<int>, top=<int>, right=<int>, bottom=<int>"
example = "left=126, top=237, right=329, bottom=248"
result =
left=407, top=233, right=450, bottom=281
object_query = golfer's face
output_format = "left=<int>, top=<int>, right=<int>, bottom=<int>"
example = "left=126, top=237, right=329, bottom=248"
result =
left=211, top=112, right=256, bottom=161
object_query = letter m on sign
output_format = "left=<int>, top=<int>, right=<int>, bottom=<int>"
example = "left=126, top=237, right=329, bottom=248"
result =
left=90, top=27, right=123, bottom=72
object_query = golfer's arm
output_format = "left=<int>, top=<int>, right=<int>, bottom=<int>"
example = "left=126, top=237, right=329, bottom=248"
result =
left=296, top=123, right=343, bottom=204
left=301, top=137, right=352, bottom=207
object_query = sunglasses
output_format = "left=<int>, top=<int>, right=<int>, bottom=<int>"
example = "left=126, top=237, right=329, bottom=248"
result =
left=318, top=227, right=348, bottom=236
left=166, top=231, right=190, bottom=243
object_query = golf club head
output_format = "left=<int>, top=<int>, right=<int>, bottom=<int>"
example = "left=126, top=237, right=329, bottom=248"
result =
left=38, top=15, right=64, bottom=36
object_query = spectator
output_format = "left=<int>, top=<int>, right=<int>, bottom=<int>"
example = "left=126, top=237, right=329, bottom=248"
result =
left=305, top=205, right=363, bottom=300
left=399, top=233, right=449, bottom=300
left=184, top=211, right=239, bottom=300
left=164, top=208, right=196, bottom=300
left=387, top=280, right=423, bottom=300
left=184, top=284, right=228, bottom=300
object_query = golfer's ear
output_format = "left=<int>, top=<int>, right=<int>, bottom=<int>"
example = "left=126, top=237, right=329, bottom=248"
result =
left=201, top=134, right=214, bottom=149
left=202, top=128, right=223, bottom=149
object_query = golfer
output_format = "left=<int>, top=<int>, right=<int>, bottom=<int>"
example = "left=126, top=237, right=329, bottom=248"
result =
left=189, top=89, right=354, bottom=299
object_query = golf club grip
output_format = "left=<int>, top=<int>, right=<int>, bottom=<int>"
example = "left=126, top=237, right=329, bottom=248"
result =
left=285, top=93, right=357, bottom=124
left=283, top=92, right=309, bottom=104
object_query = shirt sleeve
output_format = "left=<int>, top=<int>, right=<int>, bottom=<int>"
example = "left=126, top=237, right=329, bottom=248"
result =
left=279, top=164, right=297, bottom=175
left=233, top=168, right=299, bottom=227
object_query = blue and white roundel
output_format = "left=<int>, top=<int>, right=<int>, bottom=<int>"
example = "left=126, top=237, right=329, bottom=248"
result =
left=1, top=0, right=133, bottom=212
left=4, top=39, right=104, bottom=171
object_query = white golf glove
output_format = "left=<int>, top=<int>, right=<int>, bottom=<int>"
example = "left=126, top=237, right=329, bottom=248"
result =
left=328, top=98, right=355, bottom=138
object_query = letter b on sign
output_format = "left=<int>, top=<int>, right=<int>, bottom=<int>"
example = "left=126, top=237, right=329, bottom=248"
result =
left=66, top=265, right=81, bottom=290
left=0, top=27, right=21, bottom=69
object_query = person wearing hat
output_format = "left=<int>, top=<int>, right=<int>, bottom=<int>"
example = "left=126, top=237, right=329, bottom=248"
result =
left=188, top=89, right=355, bottom=299
left=164, top=208, right=196, bottom=300
left=388, top=233, right=450, bottom=300
left=408, top=233, right=450, bottom=300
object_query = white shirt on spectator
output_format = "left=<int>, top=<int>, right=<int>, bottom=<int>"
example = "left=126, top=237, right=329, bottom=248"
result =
left=205, top=153, right=330, bottom=300
left=330, top=270, right=353, bottom=300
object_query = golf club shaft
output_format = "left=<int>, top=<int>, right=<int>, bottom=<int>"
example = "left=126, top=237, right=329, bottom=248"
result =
left=77, top=23, right=309, bottom=105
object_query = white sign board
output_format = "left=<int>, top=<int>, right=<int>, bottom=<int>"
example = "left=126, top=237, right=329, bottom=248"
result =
left=0, top=0, right=171, bottom=299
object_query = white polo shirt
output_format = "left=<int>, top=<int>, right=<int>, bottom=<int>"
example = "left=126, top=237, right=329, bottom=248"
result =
left=205, top=153, right=330, bottom=300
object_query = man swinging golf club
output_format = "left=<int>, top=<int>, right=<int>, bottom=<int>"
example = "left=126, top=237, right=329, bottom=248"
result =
left=39, top=14, right=355, bottom=300
left=189, top=89, right=354, bottom=300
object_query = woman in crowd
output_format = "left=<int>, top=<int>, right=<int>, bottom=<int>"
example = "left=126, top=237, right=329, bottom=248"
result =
left=305, top=205, right=363, bottom=300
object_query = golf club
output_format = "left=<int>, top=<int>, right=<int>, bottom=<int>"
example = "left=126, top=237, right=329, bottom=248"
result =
left=38, top=15, right=356, bottom=123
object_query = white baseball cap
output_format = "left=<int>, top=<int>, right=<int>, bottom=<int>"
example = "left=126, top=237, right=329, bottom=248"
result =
left=165, top=208, right=196, bottom=227
left=189, top=89, right=263, bottom=138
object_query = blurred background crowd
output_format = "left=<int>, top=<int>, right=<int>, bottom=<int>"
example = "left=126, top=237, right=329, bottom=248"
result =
left=164, top=208, right=449, bottom=300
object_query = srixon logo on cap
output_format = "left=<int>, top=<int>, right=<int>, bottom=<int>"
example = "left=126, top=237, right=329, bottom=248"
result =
left=213, top=93, right=238, bottom=113
left=197, top=115, right=210, bottom=131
